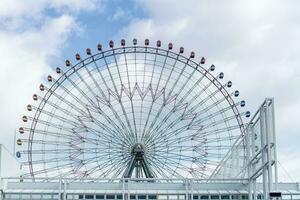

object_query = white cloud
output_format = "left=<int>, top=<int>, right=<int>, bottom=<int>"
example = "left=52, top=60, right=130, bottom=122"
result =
left=120, top=0, right=300, bottom=181
left=0, top=0, right=102, bottom=151
left=112, top=7, right=126, bottom=21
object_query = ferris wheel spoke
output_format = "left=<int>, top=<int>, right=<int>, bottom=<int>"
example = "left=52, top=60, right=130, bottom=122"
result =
left=97, top=159, right=126, bottom=178
left=67, top=71, right=134, bottom=142
left=78, top=66, right=134, bottom=140
left=140, top=47, right=158, bottom=141
left=112, top=50, right=138, bottom=142
left=147, top=157, right=174, bottom=179
left=43, top=78, right=87, bottom=112
left=91, top=58, right=133, bottom=138
left=143, top=60, right=206, bottom=141
left=156, top=156, right=192, bottom=173
left=92, top=154, right=129, bottom=178
left=22, top=139, right=76, bottom=147
left=146, top=114, right=239, bottom=147
left=146, top=79, right=222, bottom=143
left=54, top=78, right=131, bottom=144
left=25, top=162, right=74, bottom=177
left=101, top=53, right=136, bottom=140
left=19, top=147, right=111, bottom=155
left=176, top=87, right=238, bottom=128
left=150, top=156, right=185, bottom=179
left=29, top=101, right=130, bottom=145
left=191, top=100, right=242, bottom=127
left=39, top=84, right=123, bottom=136
left=144, top=121, right=192, bottom=146
left=154, top=151, right=195, bottom=161
left=123, top=49, right=139, bottom=141
left=138, top=51, right=148, bottom=140
left=144, top=58, right=190, bottom=140
left=27, top=99, right=82, bottom=129
left=85, top=118, right=133, bottom=145
left=143, top=56, right=180, bottom=137
left=140, top=50, right=169, bottom=141
left=61, top=65, right=99, bottom=109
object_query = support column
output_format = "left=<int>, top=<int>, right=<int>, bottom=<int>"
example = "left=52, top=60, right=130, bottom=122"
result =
left=260, top=107, right=268, bottom=200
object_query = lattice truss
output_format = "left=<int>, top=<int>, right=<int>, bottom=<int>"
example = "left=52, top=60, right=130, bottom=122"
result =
left=16, top=39, right=251, bottom=180
left=211, top=99, right=277, bottom=182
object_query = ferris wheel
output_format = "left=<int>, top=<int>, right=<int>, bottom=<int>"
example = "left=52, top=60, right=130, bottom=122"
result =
left=16, top=39, right=250, bottom=180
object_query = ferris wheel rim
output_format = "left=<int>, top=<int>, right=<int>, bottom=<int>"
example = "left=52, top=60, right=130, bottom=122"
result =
left=24, top=43, right=246, bottom=179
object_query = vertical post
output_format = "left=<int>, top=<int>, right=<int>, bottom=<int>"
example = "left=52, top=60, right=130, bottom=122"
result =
left=250, top=124, right=257, bottom=200
left=122, top=178, right=125, bottom=200
left=63, top=179, right=66, bottom=200
left=191, top=180, right=194, bottom=200
left=246, top=125, right=253, bottom=200
left=265, top=100, right=273, bottom=193
left=58, top=178, right=62, bottom=200
left=253, top=181, right=257, bottom=200
left=260, top=107, right=268, bottom=200
left=128, top=179, right=130, bottom=200
left=185, top=179, right=188, bottom=200
left=271, top=98, right=278, bottom=191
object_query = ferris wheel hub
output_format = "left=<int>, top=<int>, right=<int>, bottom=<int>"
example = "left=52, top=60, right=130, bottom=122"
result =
left=131, top=143, right=144, bottom=155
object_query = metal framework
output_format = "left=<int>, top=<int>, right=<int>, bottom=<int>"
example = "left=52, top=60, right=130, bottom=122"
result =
left=16, top=39, right=250, bottom=180
left=5, top=39, right=296, bottom=200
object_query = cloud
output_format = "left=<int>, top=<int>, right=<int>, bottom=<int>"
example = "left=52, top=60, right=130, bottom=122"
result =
left=112, top=7, right=126, bottom=21
left=120, top=0, right=300, bottom=181
left=0, top=0, right=102, bottom=152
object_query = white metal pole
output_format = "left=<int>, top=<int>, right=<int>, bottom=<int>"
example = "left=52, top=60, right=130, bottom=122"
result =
left=63, top=179, right=66, bottom=200
left=271, top=98, right=278, bottom=191
left=265, top=101, right=273, bottom=193
left=260, top=106, right=268, bottom=199
left=58, top=178, right=62, bottom=200
left=246, top=125, right=253, bottom=200
left=251, top=124, right=257, bottom=200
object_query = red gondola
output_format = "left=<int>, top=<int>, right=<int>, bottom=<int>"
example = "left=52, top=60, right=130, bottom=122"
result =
left=121, top=39, right=126, bottom=46
left=190, top=52, right=195, bottom=58
left=179, top=47, right=184, bottom=54
left=75, top=53, right=81, bottom=60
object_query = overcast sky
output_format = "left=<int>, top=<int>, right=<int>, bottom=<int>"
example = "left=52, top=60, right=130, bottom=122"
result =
left=0, top=0, right=299, bottom=181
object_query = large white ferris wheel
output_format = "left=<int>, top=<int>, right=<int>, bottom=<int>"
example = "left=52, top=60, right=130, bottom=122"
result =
left=16, top=39, right=251, bottom=180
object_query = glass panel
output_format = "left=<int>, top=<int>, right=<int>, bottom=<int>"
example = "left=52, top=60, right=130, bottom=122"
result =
left=138, top=195, right=146, bottom=199
left=221, top=195, right=230, bottom=199
left=96, top=195, right=105, bottom=199
left=211, top=195, right=220, bottom=200
left=85, top=194, right=94, bottom=199
left=200, top=196, right=209, bottom=199
left=148, top=195, right=157, bottom=200
left=107, top=195, right=115, bottom=199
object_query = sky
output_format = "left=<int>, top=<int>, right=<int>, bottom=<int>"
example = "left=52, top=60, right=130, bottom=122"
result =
left=0, top=0, right=299, bottom=181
